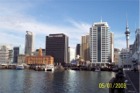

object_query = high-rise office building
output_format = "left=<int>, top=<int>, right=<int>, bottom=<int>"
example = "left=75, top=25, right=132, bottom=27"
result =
left=76, top=44, right=80, bottom=57
left=45, top=33, right=68, bottom=65
left=90, top=22, right=111, bottom=66
left=114, top=48, right=120, bottom=65
left=25, top=31, right=33, bottom=55
left=80, top=35, right=90, bottom=61
left=13, top=47, right=19, bottom=63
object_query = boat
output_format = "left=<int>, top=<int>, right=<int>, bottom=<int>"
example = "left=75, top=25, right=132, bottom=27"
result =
left=35, top=66, right=44, bottom=71
left=95, top=67, right=101, bottom=71
left=55, top=65, right=65, bottom=71
left=45, top=64, right=54, bottom=71
left=16, top=64, right=24, bottom=70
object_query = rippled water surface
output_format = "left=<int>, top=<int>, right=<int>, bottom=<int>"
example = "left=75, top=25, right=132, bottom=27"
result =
left=0, top=70, right=115, bottom=93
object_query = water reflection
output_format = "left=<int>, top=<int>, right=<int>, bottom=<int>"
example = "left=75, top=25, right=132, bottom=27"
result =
left=0, top=70, right=115, bottom=93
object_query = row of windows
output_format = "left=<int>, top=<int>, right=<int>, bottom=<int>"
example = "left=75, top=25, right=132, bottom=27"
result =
left=90, top=38, right=109, bottom=40
left=90, top=32, right=110, bottom=37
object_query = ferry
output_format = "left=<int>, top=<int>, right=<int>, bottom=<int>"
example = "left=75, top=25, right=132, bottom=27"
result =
left=45, top=64, right=54, bottom=71
left=16, top=64, right=24, bottom=70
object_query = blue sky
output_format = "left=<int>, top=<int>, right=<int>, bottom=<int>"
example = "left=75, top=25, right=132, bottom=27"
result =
left=0, top=0, right=139, bottom=53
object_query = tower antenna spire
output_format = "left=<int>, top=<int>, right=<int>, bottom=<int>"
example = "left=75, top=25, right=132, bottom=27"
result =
left=126, top=14, right=128, bottom=28
left=100, top=16, right=102, bottom=22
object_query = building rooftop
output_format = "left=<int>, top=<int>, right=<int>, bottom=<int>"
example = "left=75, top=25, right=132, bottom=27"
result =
left=93, top=22, right=109, bottom=27
left=48, top=33, right=66, bottom=37
left=26, top=31, right=33, bottom=35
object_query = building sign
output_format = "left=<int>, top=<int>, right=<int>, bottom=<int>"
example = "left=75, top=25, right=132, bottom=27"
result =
left=49, top=34, right=63, bottom=37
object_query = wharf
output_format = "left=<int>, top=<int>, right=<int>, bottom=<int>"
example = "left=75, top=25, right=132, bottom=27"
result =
left=125, top=71, right=139, bottom=93
left=0, top=64, right=16, bottom=69
left=67, top=66, right=113, bottom=71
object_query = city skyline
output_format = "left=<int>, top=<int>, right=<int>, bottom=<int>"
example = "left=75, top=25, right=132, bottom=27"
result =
left=0, top=0, right=139, bottom=53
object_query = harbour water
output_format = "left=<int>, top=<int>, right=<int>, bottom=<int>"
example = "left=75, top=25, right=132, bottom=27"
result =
left=0, top=70, right=115, bottom=93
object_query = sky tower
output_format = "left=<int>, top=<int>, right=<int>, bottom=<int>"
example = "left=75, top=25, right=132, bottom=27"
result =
left=125, top=20, right=130, bottom=49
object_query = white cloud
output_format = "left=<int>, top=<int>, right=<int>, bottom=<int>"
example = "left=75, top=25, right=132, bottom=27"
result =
left=0, top=12, right=134, bottom=51
left=0, top=1, right=91, bottom=50
left=0, top=15, right=91, bottom=48
left=67, top=19, right=91, bottom=33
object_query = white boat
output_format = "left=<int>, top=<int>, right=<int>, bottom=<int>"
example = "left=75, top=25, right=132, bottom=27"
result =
left=45, top=64, right=54, bottom=71
left=16, top=65, right=24, bottom=70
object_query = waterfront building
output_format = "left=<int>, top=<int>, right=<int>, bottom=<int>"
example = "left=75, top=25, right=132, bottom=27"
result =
left=26, top=48, right=54, bottom=65
left=0, top=45, right=10, bottom=64
left=119, top=48, right=131, bottom=68
left=80, top=35, right=90, bottom=62
left=75, top=44, right=80, bottom=59
left=25, top=31, right=33, bottom=55
left=13, top=47, right=19, bottom=63
left=130, top=28, right=140, bottom=70
left=18, top=54, right=26, bottom=64
left=45, top=33, right=68, bottom=65
left=131, top=28, right=140, bottom=59
left=89, top=21, right=111, bottom=66
left=114, top=48, right=120, bottom=65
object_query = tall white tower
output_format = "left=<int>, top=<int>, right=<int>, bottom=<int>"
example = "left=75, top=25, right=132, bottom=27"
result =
left=25, top=31, right=33, bottom=55
left=125, top=20, right=130, bottom=49
left=90, top=22, right=111, bottom=66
